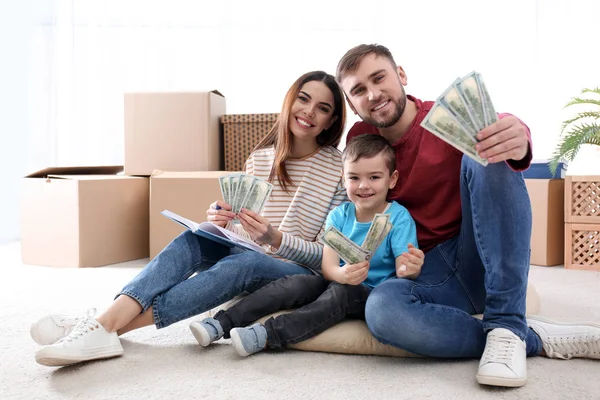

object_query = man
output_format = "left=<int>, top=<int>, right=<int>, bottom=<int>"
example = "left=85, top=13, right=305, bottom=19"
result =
left=336, top=44, right=600, bottom=388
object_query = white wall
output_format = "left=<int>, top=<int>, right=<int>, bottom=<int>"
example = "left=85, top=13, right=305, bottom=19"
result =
left=2, top=0, right=599, bottom=240
left=0, top=1, right=31, bottom=242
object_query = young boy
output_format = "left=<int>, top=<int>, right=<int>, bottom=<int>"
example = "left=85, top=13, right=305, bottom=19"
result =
left=188, top=134, right=424, bottom=356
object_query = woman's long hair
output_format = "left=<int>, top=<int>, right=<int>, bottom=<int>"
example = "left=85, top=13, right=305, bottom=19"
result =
left=253, top=71, right=346, bottom=191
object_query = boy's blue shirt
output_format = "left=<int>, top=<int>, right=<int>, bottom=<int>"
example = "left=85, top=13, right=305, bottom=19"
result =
left=325, top=201, right=418, bottom=288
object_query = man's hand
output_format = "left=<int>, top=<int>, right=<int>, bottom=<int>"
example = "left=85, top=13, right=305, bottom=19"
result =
left=336, top=260, right=370, bottom=285
left=396, top=244, right=424, bottom=279
left=476, top=115, right=529, bottom=163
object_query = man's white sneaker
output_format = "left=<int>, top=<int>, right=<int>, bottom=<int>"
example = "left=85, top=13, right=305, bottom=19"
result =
left=528, top=316, right=600, bottom=360
left=35, top=315, right=123, bottom=367
left=30, top=309, right=94, bottom=345
left=476, top=328, right=527, bottom=387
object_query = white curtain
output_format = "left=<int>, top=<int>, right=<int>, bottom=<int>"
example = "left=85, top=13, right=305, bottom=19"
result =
left=2, top=0, right=599, bottom=241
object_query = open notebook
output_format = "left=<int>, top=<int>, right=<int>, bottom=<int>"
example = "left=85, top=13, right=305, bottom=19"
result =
left=161, top=210, right=265, bottom=254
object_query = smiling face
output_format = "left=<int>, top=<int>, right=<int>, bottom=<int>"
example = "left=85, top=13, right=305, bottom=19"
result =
left=340, top=53, right=408, bottom=129
left=343, top=153, right=398, bottom=216
left=288, top=80, right=337, bottom=145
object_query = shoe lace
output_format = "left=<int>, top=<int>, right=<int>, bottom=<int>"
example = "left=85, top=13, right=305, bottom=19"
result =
left=59, top=309, right=99, bottom=343
left=58, top=308, right=96, bottom=327
left=544, top=333, right=600, bottom=359
left=482, top=332, right=518, bottom=366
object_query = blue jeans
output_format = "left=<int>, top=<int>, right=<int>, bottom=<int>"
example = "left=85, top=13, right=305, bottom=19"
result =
left=365, top=156, right=543, bottom=358
left=119, top=231, right=312, bottom=328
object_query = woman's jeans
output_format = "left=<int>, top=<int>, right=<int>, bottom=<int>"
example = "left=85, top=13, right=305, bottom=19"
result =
left=119, top=231, right=312, bottom=328
left=213, top=275, right=371, bottom=348
left=365, top=156, right=543, bottom=358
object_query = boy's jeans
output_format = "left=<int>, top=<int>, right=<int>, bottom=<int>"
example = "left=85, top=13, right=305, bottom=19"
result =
left=214, top=275, right=371, bottom=348
left=365, top=156, right=543, bottom=358
left=119, top=231, right=312, bottom=328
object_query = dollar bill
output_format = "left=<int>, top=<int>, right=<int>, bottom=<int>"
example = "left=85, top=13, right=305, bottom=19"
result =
left=362, top=213, right=390, bottom=253
left=475, top=72, right=498, bottom=126
left=455, top=72, right=486, bottom=131
left=321, top=226, right=370, bottom=265
left=438, top=81, right=479, bottom=137
left=422, top=102, right=477, bottom=146
left=370, top=220, right=393, bottom=254
left=421, top=103, right=489, bottom=166
left=229, top=174, right=241, bottom=210
left=232, top=174, right=255, bottom=213
left=218, top=173, right=274, bottom=215
left=219, top=175, right=231, bottom=206
left=242, top=177, right=274, bottom=214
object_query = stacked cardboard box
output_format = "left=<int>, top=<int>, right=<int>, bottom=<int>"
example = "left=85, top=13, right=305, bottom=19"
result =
left=523, top=161, right=567, bottom=266
left=21, top=91, right=230, bottom=268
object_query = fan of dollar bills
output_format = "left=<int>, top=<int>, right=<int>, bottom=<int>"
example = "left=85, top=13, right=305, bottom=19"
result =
left=421, top=71, right=498, bottom=166
left=320, top=213, right=392, bottom=265
left=219, top=173, right=274, bottom=215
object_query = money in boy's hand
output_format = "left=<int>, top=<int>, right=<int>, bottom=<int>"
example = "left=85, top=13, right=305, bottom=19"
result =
left=362, top=213, right=390, bottom=253
left=420, top=71, right=498, bottom=166
left=321, top=226, right=371, bottom=265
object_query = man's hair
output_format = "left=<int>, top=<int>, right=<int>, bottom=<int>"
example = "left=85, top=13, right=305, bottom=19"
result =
left=342, top=134, right=396, bottom=175
left=336, top=44, right=397, bottom=83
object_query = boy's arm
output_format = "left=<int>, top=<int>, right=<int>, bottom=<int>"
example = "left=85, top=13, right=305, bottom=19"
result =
left=322, top=245, right=369, bottom=285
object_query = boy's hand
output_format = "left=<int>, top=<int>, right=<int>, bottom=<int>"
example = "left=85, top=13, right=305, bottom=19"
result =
left=336, top=260, right=369, bottom=285
left=396, top=244, right=424, bottom=279
left=206, top=200, right=236, bottom=228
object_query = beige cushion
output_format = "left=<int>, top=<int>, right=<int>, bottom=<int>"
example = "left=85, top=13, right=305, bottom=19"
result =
left=207, top=283, right=540, bottom=358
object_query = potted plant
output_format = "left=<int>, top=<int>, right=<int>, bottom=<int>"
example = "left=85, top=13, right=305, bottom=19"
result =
left=549, top=87, right=600, bottom=175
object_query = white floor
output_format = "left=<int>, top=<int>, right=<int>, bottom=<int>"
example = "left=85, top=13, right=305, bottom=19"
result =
left=1, top=241, right=600, bottom=400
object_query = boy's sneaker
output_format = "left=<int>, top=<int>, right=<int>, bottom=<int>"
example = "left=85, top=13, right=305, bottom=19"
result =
left=476, top=328, right=527, bottom=387
left=528, top=316, right=600, bottom=360
left=189, top=317, right=224, bottom=347
left=30, top=309, right=94, bottom=345
left=35, top=316, right=123, bottom=367
left=230, top=324, right=268, bottom=357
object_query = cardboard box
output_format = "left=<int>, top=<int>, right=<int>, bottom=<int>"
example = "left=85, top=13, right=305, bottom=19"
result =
left=125, top=91, right=226, bottom=176
left=525, top=179, right=565, bottom=266
left=221, top=113, right=278, bottom=171
left=21, top=166, right=150, bottom=268
left=149, top=170, right=236, bottom=259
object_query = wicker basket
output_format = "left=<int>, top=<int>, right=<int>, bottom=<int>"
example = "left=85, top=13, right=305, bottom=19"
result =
left=221, top=113, right=279, bottom=172
left=564, top=176, right=600, bottom=270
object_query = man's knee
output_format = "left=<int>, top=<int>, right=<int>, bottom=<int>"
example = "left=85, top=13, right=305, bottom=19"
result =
left=365, top=280, right=412, bottom=339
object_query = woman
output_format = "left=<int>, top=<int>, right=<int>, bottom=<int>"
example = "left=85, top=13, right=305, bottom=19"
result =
left=31, top=70, right=348, bottom=367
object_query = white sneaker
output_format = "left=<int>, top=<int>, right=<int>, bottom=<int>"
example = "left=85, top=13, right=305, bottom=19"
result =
left=528, top=316, right=600, bottom=360
left=476, top=328, right=527, bottom=387
left=35, top=315, right=123, bottom=367
left=30, top=309, right=94, bottom=345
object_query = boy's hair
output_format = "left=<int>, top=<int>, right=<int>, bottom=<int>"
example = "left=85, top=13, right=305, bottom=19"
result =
left=336, top=44, right=397, bottom=83
left=342, top=134, right=396, bottom=175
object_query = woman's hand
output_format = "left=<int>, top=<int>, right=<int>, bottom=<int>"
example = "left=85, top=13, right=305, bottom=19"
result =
left=205, top=200, right=236, bottom=228
left=238, top=208, right=283, bottom=248
left=396, top=243, right=424, bottom=279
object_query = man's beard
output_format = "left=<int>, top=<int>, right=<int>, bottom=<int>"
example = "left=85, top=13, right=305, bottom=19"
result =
left=362, top=90, right=407, bottom=129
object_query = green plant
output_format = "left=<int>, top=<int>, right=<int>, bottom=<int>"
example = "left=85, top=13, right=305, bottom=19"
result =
left=549, top=87, right=600, bottom=175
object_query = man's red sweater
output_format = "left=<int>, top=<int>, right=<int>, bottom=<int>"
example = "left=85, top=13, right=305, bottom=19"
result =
left=346, top=96, right=532, bottom=253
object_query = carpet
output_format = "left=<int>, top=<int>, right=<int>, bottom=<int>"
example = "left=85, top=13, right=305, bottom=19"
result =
left=1, top=241, right=599, bottom=400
